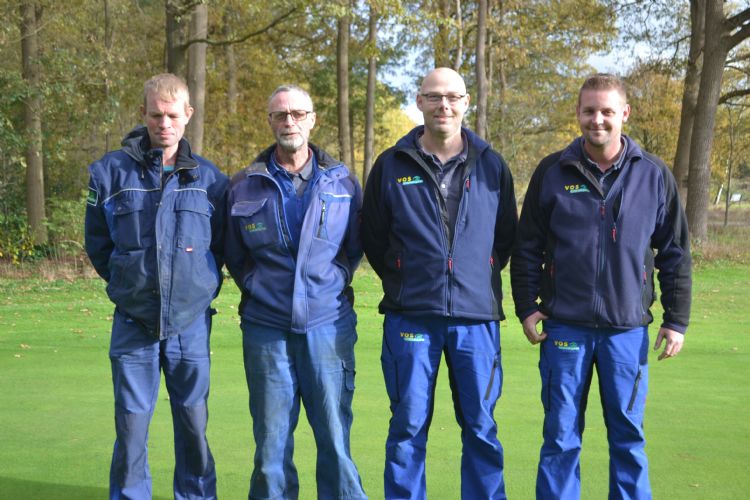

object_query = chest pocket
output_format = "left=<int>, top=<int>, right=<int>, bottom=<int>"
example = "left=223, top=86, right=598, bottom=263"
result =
left=231, top=198, right=283, bottom=250
left=111, top=192, right=153, bottom=251
left=174, top=191, right=212, bottom=250
left=316, top=192, right=352, bottom=244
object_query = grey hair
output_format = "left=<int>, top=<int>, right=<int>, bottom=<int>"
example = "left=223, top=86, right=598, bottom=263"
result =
left=267, top=85, right=314, bottom=111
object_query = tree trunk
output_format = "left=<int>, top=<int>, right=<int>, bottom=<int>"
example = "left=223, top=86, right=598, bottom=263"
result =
left=685, top=2, right=750, bottom=241
left=672, top=0, right=705, bottom=202
left=103, top=0, right=113, bottom=152
left=20, top=0, right=48, bottom=245
left=434, top=0, right=452, bottom=67
left=186, top=2, right=207, bottom=153
left=685, top=0, right=729, bottom=242
left=453, top=0, right=463, bottom=71
left=224, top=11, right=238, bottom=115
left=363, top=4, right=378, bottom=185
left=337, top=4, right=353, bottom=168
left=475, top=0, right=488, bottom=139
left=166, top=0, right=189, bottom=77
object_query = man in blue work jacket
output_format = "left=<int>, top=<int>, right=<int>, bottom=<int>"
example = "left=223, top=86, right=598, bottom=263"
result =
left=225, top=85, right=367, bottom=500
left=362, top=67, right=518, bottom=500
left=511, top=73, right=692, bottom=499
left=85, top=73, right=227, bottom=499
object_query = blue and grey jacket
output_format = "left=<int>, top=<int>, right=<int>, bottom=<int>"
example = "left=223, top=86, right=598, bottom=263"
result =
left=510, top=136, right=692, bottom=332
left=225, top=144, right=362, bottom=334
left=362, top=126, right=517, bottom=321
left=85, top=126, right=228, bottom=338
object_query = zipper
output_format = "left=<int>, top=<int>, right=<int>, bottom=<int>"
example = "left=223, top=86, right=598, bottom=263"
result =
left=627, top=369, right=642, bottom=412
left=484, top=357, right=499, bottom=400
left=316, top=199, right=327, bottom=238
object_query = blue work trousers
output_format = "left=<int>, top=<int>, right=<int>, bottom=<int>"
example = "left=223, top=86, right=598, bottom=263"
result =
left=537, top=321, right=650, bottom=500
left=241, top=313, right=366, bottom=500
left=108, top=309, right=216, bottom=500
left=381, top=313, right=505, bottom=500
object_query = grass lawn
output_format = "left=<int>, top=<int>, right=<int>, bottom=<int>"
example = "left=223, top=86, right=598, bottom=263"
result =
left=1, top=262, right=749, bottom=499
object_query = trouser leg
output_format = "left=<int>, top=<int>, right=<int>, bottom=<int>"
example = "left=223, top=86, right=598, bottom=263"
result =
left=381, top=314, right=444, bottom=500
left=109, top=310, right=160, bottom=500
left=536, top=322, right=595, bottom=500
left=162, top=311, right=216, bottom=500
left=596, top=327, right=651, bottom=500
left=297, top=313, right=367, bottom=499
left=242, top=320, right=300, bottom=500
left=444, top=319, right=506, bottom=500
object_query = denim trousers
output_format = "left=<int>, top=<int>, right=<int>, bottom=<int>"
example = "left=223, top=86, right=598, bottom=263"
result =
left=537, top=321, right=650, bottom=500
left=108, top=309, right=216, bottom=500
left=241, top=312, right=367, bottom=500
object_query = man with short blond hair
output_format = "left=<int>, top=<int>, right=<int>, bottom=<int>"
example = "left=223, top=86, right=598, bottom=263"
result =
left=225, top=85, right=366, bottom=499
left=362, top=67, right=517, bottom=499
left=511, top=73, right=692, bottom=499
left=85, top=73, right=227, bottom=499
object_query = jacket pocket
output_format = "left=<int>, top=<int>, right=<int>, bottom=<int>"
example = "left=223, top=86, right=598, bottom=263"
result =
left=315, top=192, right=352, bottom=244
left=112, top=195, right=148, bottom=251
left=231, top=198, right=282, bottom=250
left=174, top=194, right=212, bottom=249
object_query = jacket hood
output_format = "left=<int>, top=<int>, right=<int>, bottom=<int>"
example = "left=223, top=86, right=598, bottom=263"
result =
left=395, top=126, right=492, bottom=156
left=121, top=125, right=198, bottom=171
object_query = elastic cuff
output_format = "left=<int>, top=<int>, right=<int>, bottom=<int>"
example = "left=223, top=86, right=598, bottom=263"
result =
left=661, top=322, right=687, bottom=334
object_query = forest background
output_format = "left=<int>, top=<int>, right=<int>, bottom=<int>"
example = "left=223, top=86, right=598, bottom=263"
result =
left=1, top=0, right=749, bottom=263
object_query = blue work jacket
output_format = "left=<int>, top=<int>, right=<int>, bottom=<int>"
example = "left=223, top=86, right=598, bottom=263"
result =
left=511, top=136, right=692, bottom=332
left=85, top=127, right=228, bottom=338
left=362, top=126, right=518, bottom=321
left=225, top=144, right=363, bottom=334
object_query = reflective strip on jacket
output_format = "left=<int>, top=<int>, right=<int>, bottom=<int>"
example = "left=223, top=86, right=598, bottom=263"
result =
left=84, top=127, right=228, bottom=338
left=224, top=144, right=363, bottom=334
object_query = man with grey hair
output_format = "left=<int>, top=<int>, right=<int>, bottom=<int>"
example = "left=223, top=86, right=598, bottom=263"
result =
left=225, top=85, right=367, bottom=499
left=85, top=73, right=227, bottom=499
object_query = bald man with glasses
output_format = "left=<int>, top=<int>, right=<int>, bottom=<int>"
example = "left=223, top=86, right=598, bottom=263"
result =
left=362, top=68, right=517, bottom=500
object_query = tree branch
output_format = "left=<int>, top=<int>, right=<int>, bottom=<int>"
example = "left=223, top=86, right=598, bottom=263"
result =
left=183, top=7, right=298, bottom=49
left=726, top=7, right=750, bottom=30
left=719, top=87, right=750, bottom=105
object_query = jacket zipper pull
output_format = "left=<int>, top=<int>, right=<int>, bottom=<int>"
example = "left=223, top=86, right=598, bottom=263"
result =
left=317, top=199, right=327, bottom=238
left=465, top=178, right=470, bottom=191
left=396, top=256, right=401, bottom=269
left=611, top=224, right=617, bottom=242
left=448, top=257, right=453, bottom=274
left=600, top=201, right=605, bottom=218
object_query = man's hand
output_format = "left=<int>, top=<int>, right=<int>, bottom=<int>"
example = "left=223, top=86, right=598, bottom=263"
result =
left=654, top=327, right=684, bottom=361
left=521, top=311, right=548, bottom=345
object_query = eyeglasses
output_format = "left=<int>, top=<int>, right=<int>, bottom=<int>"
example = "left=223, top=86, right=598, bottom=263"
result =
left=268, top=110, right=313, bottom=122
left=420, top=93, right=467, bottom=104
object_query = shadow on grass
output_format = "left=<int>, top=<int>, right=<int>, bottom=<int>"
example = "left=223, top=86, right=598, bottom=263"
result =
left=0, top=476, right=170, bottom=500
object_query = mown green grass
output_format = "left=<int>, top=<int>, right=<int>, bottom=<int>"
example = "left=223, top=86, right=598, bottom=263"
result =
left=1, top=263, right=748, bottom=499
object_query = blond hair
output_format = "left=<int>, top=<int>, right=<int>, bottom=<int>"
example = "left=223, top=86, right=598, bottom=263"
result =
left=143, top=73, right=191, bottom=111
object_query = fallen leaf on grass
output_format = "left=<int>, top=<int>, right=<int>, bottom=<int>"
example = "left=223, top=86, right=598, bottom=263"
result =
left=20, top=343, right=30, bottom=349
left=14, top=354, right=21, bottom=358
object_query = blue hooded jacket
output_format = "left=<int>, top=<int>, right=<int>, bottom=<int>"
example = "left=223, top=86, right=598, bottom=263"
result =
left=362, top=126, right=517, bottom=320
left=224, top=144, right=362, bottom=334
left=85, top=126, right=228, bottom=338
left=510, top=136, right=692, bottom=332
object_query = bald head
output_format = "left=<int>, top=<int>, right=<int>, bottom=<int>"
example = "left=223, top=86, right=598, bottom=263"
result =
left=420, top=67, right=467, bottom=95
left=416, top=67, right=470, bottom=143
